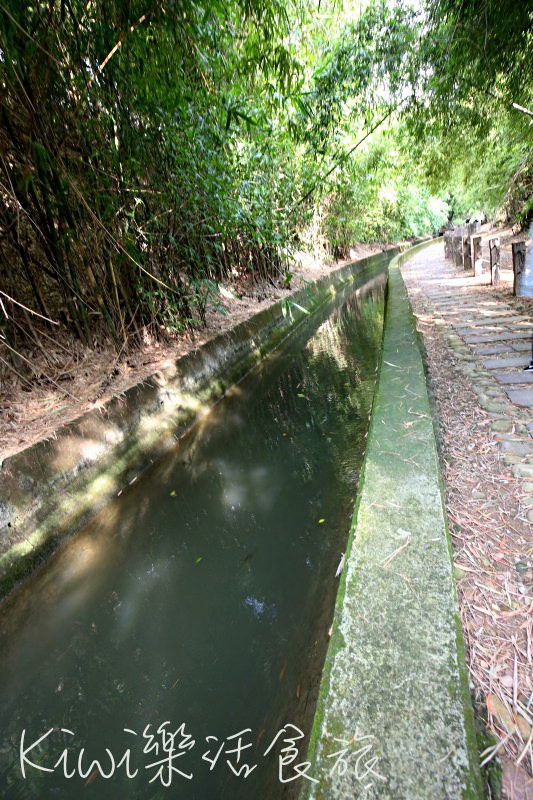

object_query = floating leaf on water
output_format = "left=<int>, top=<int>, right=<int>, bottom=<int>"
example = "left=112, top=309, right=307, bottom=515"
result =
left=170, top=490, right=176, bottom=496
left=318, top=519, right=325, bottom=524
left=85, top=769, right=99, bottom=786
left=195, top=557, right=203, bottom=564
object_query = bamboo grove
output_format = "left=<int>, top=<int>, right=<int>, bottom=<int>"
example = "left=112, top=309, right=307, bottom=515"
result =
left=1, top=0, right=302, bottom=363
left=1, top=0, right=531, bottom=373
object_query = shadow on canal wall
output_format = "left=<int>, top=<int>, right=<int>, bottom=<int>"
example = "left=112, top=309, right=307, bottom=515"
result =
left=0, top=246, right=404, bottom=599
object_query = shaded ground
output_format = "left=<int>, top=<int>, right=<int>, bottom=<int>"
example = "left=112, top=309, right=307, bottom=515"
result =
left=400, top=238, right=533, bottom=800
left=0, top=243, right=382, bottom=461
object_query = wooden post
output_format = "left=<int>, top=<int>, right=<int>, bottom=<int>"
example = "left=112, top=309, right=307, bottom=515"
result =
left=463, top=237, right=472, bottom=270
left=472, top=235, right=483, bottom=276
left=512, top=241, right=526, bottom=295
left=455, top=235, right=463, bottom=267
left=444, top=233, right=450, bottom=259
left=489, top=237, right=500, bottom=286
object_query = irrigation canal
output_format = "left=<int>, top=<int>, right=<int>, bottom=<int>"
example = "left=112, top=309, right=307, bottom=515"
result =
left=0, top=263, right=388, bottom=800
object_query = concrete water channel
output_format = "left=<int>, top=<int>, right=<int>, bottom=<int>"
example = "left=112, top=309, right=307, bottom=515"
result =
left=0, top=244, right=482, bottom=799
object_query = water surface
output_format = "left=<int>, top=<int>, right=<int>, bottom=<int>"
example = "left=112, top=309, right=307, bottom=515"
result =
left=0, top=267, right=386, bottom=799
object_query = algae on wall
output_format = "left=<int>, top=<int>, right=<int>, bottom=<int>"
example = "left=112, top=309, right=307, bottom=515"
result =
left=0, top=252, right=396, bottom=600
left=301, top=240, right=483, bottom=800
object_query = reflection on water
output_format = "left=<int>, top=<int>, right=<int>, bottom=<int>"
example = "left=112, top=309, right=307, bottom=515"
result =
left=0, top=269, right=386, bottom=799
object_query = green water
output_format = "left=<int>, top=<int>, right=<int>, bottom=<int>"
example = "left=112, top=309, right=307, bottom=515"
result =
left=0, top=267, right=386, bottom=800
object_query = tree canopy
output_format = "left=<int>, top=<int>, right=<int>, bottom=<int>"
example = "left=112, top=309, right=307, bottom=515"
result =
left=1, top=0, right=531, bottom=368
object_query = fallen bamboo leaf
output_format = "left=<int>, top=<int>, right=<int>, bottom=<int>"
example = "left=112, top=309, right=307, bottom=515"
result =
left=479, top=733, right=511, bottom=768
left=516, top=713, right=532, bottom=742
left=487, top=693, right=516, bottom=734
left=335, top=553, right=345, bottom=577
left=381, top=537, right=411, bottom=567
left=517, top=723, right=533, bottom=765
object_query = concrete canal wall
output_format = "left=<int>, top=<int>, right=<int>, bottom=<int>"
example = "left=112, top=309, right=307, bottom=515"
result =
left=0, top=248, right=400, bottom=597
left=301, top=240, right=484, bottom=799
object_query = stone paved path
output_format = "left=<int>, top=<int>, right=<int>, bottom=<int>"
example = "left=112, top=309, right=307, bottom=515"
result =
left=401, top=241, right=533, bottom=515
left=400, top=241, right=533, bottom=799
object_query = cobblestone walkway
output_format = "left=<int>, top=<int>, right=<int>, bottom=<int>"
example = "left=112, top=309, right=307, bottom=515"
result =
left=402, top=241, right=533, bottom=522
left=401, top=241, right=533, bottom=799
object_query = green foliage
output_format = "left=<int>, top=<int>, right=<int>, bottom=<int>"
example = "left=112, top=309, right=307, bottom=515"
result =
left=0, top=0, right=300, bottom=357
left=402, top=0, right=533, bottom=223
left=1, top=0, right=531, bottom=374
left=318, top=0, right=533, bottom=229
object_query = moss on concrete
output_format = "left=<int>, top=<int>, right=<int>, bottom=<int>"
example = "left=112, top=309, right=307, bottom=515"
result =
left=0, top=249, right=401, bottom=599
left=301, top=240, right=483, bottom=800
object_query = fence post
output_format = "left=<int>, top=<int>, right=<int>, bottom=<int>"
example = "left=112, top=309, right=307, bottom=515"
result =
left=472, top=236, right=483, bottom=276
left=455, top=234, right=463, bottom=267
left=489, top=237, right=500, bottom=286
left=463, top=236, right=472, bottom=270
left=512, top=241, right=526, bottom=295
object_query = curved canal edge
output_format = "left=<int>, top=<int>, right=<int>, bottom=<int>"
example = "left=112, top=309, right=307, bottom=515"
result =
left=300, top=240, right=484, bottom=800
left=0, top=246, right=402, bottom=599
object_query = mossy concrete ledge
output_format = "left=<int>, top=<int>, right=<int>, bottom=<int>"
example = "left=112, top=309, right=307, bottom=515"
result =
left=302, top=241, right=483, bottom=800
left=0, top=248, right=400, bottom=598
